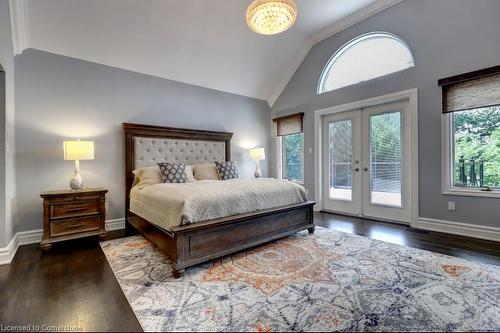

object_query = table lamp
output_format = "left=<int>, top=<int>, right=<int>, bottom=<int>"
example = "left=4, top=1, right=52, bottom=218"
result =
left=249, top=147, right=265, bottom=178
left=63, top=140, right=94, bottom=190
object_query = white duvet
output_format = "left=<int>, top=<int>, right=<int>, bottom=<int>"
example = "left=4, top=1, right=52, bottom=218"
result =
left=129, top=178, right=307, bottom=230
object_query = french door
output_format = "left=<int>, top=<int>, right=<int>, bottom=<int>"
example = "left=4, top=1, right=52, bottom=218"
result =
left=322, top=100, right=412, bottom=223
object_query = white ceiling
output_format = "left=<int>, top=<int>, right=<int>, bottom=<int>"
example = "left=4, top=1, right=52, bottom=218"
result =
left=19, top=0, right=400, bottom=105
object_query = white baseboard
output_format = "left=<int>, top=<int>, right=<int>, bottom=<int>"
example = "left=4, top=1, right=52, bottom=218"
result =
left=18, top=228, right=44, bottom=245
left=0, top=235, right=19, bottom=265
left=106, top=218, right=126, bottom=231
left=416, top=217, right=500, bottom=243
left=0, top=229, right=42, bottom=265
left=0, top=218, right=126, bottom=265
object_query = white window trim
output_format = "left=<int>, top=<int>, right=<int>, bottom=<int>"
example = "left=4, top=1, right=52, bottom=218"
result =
left=317, top=31, right=415, bottom=95
left=276, top=135, right=284, bottom=179
left=441, top=113, right=500, bottom=198
left=277, top=133, right=304, bottom=184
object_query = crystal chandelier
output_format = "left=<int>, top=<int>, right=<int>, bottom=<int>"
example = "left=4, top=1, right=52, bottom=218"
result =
left=246, top=0, right=298, bottom=35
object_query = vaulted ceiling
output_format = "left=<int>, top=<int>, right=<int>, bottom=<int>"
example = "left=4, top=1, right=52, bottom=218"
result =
left=12, top=0, right=401, bottom=105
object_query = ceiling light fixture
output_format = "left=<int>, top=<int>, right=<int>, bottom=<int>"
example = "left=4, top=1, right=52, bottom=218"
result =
left=246, top=0, right=298, bottom=35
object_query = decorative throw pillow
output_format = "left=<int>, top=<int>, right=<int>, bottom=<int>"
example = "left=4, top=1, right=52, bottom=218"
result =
left=157, top=162, right=187, bottom=183
left=214, top=161, right=239, bottom=180
left=192, top=163, right=220, bottom=180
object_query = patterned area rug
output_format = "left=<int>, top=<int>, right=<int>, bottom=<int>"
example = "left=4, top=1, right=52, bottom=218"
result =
left=101, top=227, right=500, bottom=332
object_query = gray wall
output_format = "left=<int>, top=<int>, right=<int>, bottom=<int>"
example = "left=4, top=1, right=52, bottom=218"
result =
left=14, top=49, right=271, bottom=233
left=272, top=0, right=500, bottom=227
left=0, top=0, right=15, bottom=247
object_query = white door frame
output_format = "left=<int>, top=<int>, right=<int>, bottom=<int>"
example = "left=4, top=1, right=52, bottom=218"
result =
left=314, top=88, right=419, bottom=226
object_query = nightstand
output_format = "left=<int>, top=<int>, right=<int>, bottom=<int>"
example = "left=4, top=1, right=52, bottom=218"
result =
left=40, top=188, right=108, bottom=249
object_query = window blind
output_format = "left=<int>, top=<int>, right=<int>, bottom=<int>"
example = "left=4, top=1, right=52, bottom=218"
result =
left=439, top=65, right=500, bottom=114
left=370, top=111, right=402, bottom=207
left=273, top=112, right=304, bottom=136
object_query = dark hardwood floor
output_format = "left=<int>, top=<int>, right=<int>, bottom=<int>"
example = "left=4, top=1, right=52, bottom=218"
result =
left=1, top=212, right=499, bottom=331
left=0, top=229, right=142, bottom=332
left=315, top=212, right=500, bottom=266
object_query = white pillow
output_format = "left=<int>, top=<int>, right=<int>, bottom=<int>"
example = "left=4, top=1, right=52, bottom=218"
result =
left=185, top=165, right=197, bottom=183
left=132, top=166, right=162, bottom=188
left=192, top=163, right=220, bottom=180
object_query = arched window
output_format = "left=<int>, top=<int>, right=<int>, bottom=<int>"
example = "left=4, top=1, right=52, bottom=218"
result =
left=317, top=32, right=414, bottom=94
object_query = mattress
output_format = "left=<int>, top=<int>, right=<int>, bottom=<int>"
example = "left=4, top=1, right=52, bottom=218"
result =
left=129, top=178, right=307, bottom=230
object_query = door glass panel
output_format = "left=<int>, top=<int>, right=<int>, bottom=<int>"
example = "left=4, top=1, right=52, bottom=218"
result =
left=328, top=119, right=353, bottom=201
left=370, top=111, right=402, bottom=207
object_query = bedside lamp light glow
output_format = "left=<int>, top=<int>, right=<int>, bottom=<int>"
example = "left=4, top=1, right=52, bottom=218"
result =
left=249, top=147, right=265, bottom=178
left=249, top=147, right=265, bottom=161
left=64, top=140, right=94, bottom=161
left=63, top=140, right=94, bottom=190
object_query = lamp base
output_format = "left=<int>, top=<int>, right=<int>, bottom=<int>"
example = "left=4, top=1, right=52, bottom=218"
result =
left=254, top=160, right=262, bottom=178
left=69, top=161, right=84, bottom=190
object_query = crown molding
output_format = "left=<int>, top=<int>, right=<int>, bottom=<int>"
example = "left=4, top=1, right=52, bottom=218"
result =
left=9, top=0, right=30, bottom=55
left=309, top=0, right=402, bottom=45
left=268, top=0, right=402, bottom=107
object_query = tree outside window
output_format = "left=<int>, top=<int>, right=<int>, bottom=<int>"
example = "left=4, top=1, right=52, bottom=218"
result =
left=282, top=133, right=303, bottom=181
left=452, top=106, right=500, bottom=189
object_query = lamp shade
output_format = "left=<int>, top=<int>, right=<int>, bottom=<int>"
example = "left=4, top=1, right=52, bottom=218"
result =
left=249, top=147, right=265, bottom=161
left=63, top=140, right=94, bottom=161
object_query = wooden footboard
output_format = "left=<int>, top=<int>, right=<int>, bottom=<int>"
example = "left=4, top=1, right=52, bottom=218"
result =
left=126, top=200, right=316, bottom=275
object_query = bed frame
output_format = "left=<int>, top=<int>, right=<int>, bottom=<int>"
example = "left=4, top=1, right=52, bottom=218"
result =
left=123, top=123, right=316, bottom=277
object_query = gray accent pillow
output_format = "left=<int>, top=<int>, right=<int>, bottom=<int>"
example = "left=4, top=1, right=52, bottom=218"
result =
left=214, top=161, right=239, bottom=180
left=157, top=162, right=187, bottom=183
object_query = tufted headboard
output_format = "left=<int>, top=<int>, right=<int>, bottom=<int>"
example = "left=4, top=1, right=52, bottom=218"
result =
left=122, top=123, right=233, bottom=209
left=134, top=137, right=226, bottom=168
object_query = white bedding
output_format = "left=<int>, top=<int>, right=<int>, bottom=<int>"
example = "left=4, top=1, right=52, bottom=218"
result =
left=129, top=178, right=307, bottom=230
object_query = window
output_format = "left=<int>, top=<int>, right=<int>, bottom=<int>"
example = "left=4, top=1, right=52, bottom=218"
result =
left=282, top=133, right=303, bottom=181
left=318, top=32, right=414, bottom=94
left=440, top=66, right=500, bottom=197
left=273, top=113, right=304, bottom=182
left=451, top=106, right=500, bottom=190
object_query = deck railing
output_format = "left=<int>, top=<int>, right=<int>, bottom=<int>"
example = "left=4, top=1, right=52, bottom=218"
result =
left=455, top=156, right=486, bottom=187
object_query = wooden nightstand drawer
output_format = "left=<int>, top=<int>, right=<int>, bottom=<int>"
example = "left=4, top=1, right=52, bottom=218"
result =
left=50, top=216, right=101, bottom=237
left=50, top=193, right=101, bottom=203
left=41, top=188, right=108, bottom=249
left=51, top=201, right=99, bottom=219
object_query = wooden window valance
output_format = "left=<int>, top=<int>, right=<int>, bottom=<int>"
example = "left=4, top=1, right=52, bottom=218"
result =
left=438, top=65, right=500, bottom=113
left=273, top=112, right=304, bottom=136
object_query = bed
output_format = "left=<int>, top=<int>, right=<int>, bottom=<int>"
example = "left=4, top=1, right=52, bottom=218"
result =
left=123, top=123, right=316, bottom=277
